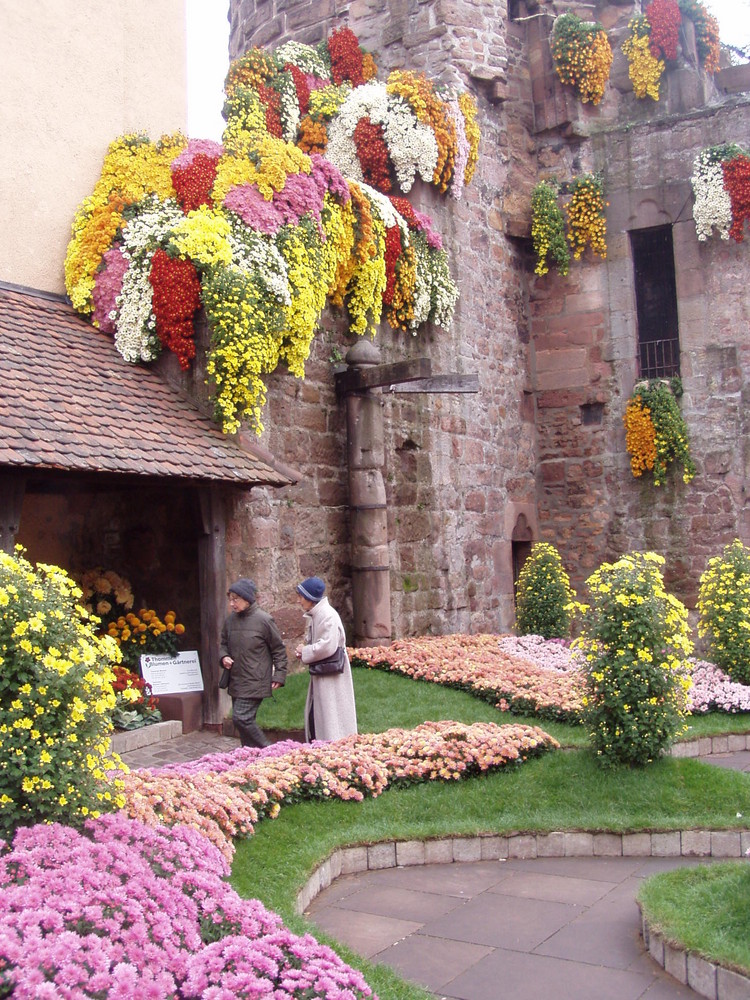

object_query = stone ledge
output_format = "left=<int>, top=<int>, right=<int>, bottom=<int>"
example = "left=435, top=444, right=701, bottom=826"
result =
left=640, top=909, right=750, bottom=1000
left=297, top=828, right=750, bottom=996
left=669, top=733, right=750, bottom=757
left=110, top=720, right=183, bottom=754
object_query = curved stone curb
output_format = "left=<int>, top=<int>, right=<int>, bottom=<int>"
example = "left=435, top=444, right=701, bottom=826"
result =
left=638, top=905, right=750, bottom=1000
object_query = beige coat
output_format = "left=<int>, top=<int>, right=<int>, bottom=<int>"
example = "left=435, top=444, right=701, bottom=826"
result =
left=300, top=596, right=358, bottom=741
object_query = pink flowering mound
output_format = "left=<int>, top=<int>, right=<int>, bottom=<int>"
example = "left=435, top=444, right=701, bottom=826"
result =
left=0, top=813, right=376, bottom=999
left=121, top=721, right=559, bottom=860
left=688, top=659, right=750, bottom=714
left=350, top=633, right=588, bottom=722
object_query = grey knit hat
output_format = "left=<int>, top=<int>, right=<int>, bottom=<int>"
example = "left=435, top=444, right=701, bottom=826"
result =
left=228, top=578, right=257, bottom=603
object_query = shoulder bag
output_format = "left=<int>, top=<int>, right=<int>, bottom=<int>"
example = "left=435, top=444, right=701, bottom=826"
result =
left=308, top=646, right=346, bottom=675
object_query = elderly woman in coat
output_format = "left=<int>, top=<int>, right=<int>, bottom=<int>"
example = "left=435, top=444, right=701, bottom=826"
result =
left=294, top=576, right=358, bottom=742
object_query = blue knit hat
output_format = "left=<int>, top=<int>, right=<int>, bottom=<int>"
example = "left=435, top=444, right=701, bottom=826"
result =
left=296, top=576, right=326, bottom=602
left=228, top=578, right=257, bottom=603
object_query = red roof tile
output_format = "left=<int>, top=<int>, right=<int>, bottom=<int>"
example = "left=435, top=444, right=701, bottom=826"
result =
left=0, top=284, right=295, bottom=488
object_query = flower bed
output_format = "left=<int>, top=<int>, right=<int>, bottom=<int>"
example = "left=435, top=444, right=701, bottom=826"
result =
left=352, top=633, right=587, bottom=721
left=0, top=814, right=376, bottom=999
left=120, top=720, right=559, bottom=860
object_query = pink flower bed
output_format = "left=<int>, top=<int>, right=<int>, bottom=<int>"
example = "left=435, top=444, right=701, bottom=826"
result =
left=688, top=659, right=750, bottom=714
left=121, top=721, right=558, bottom=860
left=350, top=634, right=587, bottom=721
left=0, top=813, right=374, bottom=999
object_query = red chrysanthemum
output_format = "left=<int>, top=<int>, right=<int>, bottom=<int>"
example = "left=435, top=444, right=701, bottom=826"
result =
left=645, top=0, right=682, bottom=60
left=171, top=153, right=218, bottom=214
left=328, top=26, right=365, bottom=87
left=284, top=62, right=311, bottom=118
left=723, top=154, right=750, bottom=243
left=149, top=248, right=201, bottom=369
left=382, top=225, right=403, bottom=305
left=353, top=117, right=393, bottom=193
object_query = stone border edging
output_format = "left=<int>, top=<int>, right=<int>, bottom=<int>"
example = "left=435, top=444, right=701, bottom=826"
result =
left=296, top=734, right=750, bottom=998
left=110, top=720, right=182, bottom=754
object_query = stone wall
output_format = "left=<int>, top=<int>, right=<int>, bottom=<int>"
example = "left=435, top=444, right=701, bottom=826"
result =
left=226, top=0, right=750, bottom=642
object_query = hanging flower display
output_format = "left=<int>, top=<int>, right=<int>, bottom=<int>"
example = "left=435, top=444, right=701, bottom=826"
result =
left=691, top=144, right=750, bottom=241
left=531, top=180, right=570, bottom=277
left=65, top=30, right=481, bottom=435
left=622, top=16, right=666, bottom=100
left=644, top=0, right=682, bottom=60
left=565, top=173, right=607, bottom=261
left=623, top=378, right=696, bottom=486
left=678, top=0, right=721, bottom=73
left=550, top=13, right=613, bottom=106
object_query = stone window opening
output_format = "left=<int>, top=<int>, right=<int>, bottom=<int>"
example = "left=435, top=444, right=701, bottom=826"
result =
left=629, top=225, right=681, bottom=380
left=511, top=514, right=533, bottom=607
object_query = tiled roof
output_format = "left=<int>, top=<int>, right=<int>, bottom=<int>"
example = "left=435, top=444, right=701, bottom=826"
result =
left=0, top=284, right=295, bottom=487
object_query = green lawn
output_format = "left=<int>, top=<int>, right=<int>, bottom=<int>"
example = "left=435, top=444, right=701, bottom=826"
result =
left=240, top=666, right=750, bottom=998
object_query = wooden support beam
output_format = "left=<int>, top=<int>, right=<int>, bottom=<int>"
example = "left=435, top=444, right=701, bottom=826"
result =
left=336, top=357, right=431, bottom=396
left=383, top=374, right=480, bottom=394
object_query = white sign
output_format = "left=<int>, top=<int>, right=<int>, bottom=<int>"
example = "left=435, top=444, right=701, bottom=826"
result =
left=140, top=650, right=204, bottom=695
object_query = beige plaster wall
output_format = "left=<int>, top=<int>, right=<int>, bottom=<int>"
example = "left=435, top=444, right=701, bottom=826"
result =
left=0, top=0, right=187, bottom=294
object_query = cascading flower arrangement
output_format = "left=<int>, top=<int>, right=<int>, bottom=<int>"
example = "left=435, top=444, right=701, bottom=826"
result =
left=550, top=12, right=613, bottom=106
left=691, top=144, right=750, bottom=242
left=565, top=173, right=607, bottom=261
left=623, top=0, right=719, bottom=101
left=531, top=180, right=570, bottom=277
left=623, top=377, right=696, bottom=486
left=678, top=0, right=721, bottom=73
left=532, top=174, right=607, bottom=276
left=65, top=29, right=480, bottom=435
left=622, top=15, right=667, bottom=100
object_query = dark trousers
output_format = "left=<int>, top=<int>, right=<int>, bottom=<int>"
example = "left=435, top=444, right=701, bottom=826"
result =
left=232, top=697, right=270, bottom=748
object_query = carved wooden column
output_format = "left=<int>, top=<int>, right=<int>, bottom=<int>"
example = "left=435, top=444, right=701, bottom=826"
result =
left=344, top=341, right=392, bottom=647
left=0, top=471, right=26, bottom=554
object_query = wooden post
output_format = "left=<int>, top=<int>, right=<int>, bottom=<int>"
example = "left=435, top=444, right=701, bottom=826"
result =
left=344, top=341, right=392, bottom=646
left=198, top=484, right=227, bottom=726
left=0, top=471, right=26, bottom=554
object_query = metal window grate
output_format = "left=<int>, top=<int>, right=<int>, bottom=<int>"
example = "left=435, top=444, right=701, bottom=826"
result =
left=630, top=226, right=680, bottom=379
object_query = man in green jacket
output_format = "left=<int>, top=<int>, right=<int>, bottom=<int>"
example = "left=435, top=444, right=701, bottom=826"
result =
left=219, top=578, right=288, bottom=747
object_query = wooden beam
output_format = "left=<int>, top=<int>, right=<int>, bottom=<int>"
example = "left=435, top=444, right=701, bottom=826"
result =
left=335, top=357, right=432, bottom=395
left=383, top=374, right=480, bottom=394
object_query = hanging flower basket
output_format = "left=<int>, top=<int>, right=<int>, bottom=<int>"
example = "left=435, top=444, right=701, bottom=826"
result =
left=623, top=377, right=696, bottom=486
left=691, top=144, right=750, bottom=242
left=550, top=13, right=613, bottom=106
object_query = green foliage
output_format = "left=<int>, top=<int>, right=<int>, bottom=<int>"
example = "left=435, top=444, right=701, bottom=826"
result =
left=698, top=539, right=750, bottom=684
left=531, top=180, right=570, bottom=276
left=578, top=551, right=692, bottom=767
left=0, top=548, right=127, bottom=839
left=639, top=861, right=750, bottom=976
left=514, top=542, right=576, bottom=639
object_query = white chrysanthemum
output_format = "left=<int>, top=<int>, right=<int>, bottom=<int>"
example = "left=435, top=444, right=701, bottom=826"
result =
left=428, top=248, right=458, bottom=329
left=325, top=115, right=364, bottom=184
left=358, top=181, right=409, bottom=235
left=228, top=222, right=291, bottom=305
left=691, top=152, right=732, bottom=241
left=408, top=236, right=433, bottom=330
left=275, top=41, right=329, bottom=78
left=325, top=81, right=390, bottom=184
left=383, top=95, right=438, bottom=192
left=277, top=71, right=301, bottom=143
left=114, top=254, right=158, bottom=363
left=120, top=196, right=183, bottom=263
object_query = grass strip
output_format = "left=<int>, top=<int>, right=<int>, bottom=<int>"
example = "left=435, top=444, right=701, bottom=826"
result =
left=638, top=861, right=750, bottom=975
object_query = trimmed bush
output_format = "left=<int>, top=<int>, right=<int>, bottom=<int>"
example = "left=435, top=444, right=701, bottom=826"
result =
left=0, top=549, right=127, bottom=839
left=698, top=539, right=750, bottom=685
left=515, top=542, right=576, bottom=639
left=578, top=551, right=692, bottom=767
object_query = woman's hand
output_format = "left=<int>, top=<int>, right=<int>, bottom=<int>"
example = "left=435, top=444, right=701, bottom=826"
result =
left=295, top=644, right=304, bottom=660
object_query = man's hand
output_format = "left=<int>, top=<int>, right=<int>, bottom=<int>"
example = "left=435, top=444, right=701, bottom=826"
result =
left=221, top=656, right=233, bottom=669
left=271, top=681, right=282, bottom=690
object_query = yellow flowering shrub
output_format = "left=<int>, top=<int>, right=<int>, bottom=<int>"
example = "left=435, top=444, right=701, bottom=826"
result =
left=578, top=551, right=692, bottom=767
left=698, top=539, right=750, bottom=684
left=532, top=180, right=569, bottom=276
left=0, top=549, right=127, bottom=839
